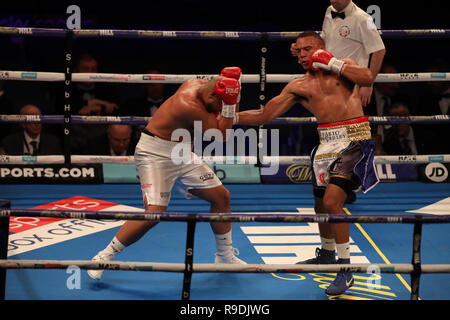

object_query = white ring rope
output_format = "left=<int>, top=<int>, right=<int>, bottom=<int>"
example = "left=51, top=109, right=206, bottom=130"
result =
left=1, top=71, right=449, bottom=83
left=1, top=154, right=449, bottom=165
left=1, top=259, right=449, bottom=274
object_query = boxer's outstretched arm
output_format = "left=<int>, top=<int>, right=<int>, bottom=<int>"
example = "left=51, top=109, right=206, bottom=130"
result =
left=236, top=83, right=298, bottom=125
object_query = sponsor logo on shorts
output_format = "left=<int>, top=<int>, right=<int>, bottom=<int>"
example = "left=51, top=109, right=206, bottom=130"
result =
left=319, top=127, right=348, bottom=143
left=329, top=158, right=344, bottom=175
left=199, top=172, right=215, bottom=182
left=318, top=171, right=326, bottom=185
left=160, top=192, right=170, bottom=199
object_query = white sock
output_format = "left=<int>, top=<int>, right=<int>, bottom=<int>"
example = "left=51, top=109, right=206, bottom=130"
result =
left=336, top=242, right=350, bottom=260
left=321, top=237, right=336, bottom=251
left=215, top=231, right=233, bottom=255
left=102, top=236, right=125, bottom=257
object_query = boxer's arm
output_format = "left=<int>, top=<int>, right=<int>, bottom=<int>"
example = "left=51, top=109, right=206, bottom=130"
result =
left=236, top=82, right=299, bottom=125
left=340, top=58, right=374, bottom=87
left=179, top=101, right=233, bottom=141
left=368, top=49, right=385, bottom=83
left=310, top=50, right=374, bottom=86
left=183, top=77, right=240, bottom=140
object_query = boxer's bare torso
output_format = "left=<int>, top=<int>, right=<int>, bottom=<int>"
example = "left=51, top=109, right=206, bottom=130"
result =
left=276, top=63, right=364, bottom=124
left=237, top=34, right=372, bottom=126
left=145, top=79, right=211, bottom=141
left=145, top=77, right=239, bottom=142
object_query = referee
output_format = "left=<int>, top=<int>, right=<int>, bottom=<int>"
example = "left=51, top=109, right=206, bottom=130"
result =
left=292, top=0, right=386, bottom=106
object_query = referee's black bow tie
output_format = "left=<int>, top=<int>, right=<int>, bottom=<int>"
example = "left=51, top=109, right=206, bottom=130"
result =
left=331, top=11, right=346, bottom=19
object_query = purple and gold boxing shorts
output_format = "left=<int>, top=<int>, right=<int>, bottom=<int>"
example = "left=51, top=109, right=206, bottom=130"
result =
left=310, top=116, right=379, bottom=197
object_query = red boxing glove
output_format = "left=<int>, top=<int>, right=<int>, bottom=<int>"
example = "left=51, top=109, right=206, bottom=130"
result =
left=220, top=66, right=242, bottom=81
left=214, top=77, right=240, bottom=118
left=214, top=77, right=240, bottom=105
left=309, top=49, right=346, bottom=75
left=220, top=67, right=242, bottom=103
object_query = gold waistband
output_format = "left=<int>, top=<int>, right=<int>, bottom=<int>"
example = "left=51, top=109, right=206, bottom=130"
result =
left=318, top=121, right=371, bottom=143
left=315, top=152, right=340, bottom=160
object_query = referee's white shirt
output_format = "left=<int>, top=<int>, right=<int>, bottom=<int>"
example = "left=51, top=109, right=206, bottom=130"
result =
left=321, top=1, right=385, bottom=67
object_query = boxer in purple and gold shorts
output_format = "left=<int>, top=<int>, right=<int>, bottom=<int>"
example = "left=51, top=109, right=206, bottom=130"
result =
left=236, top=31, right=379, bottom=295
left=311, top=116, right=378, bottom=199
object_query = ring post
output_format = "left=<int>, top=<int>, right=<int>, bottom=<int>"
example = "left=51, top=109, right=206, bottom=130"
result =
left=0, top=199, right=10, bottom=300
left=410, top=215, right=423, bottom=300
left=181, top=214, right=197, bottom=300
left=257, top=32, right=268, bottom=168
left=63, top=30, right=74, bottom=165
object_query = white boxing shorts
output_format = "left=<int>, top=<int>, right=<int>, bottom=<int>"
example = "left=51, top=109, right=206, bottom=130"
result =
left=134, top=130, right=222, bottom=206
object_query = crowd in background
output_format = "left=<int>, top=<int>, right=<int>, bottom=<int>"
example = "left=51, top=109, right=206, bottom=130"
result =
left=1, top=49, right=449, bottom=158
left=0, top=53, right=449, bottom=157
left=0, top=0, right=449, bottom=158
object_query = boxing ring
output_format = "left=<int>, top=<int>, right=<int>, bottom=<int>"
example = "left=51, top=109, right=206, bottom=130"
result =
left=0, top=27, right=450, bottom=302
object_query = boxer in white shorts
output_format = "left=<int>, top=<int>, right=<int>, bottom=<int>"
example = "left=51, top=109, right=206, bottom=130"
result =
left=88, top=67, right=246, bottom=281
left=134, top=129, right=222, bottom=206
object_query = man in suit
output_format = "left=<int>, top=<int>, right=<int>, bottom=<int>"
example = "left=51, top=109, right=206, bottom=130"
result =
left=364, top=63, right=408, bottom=140
left=383, top=102, right=418, bottom=155
left=382, top=102, right=436, bottom=155
left=1, top=104, right=62, bottom=155
left=0, top=80, right=17, bottom=139
left=124, top=69, right=166, bottom=118
left=69, top=54, right=120, bottom=154
left=85, top=124, right=136, bottom=156
left=365, top=64, right=400, bottom=117
left=415, top=62, right=450, bottom=154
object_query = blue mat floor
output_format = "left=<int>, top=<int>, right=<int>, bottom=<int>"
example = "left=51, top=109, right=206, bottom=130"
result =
left=1, top=182, right=449, bottom=300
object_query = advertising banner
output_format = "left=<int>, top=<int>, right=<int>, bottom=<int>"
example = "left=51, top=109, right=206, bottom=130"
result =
left=0, top=164, right=102, bottom=184
left=101, top=163, right=261, bottom=184
left=261, top=163, right=420, bottom=184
